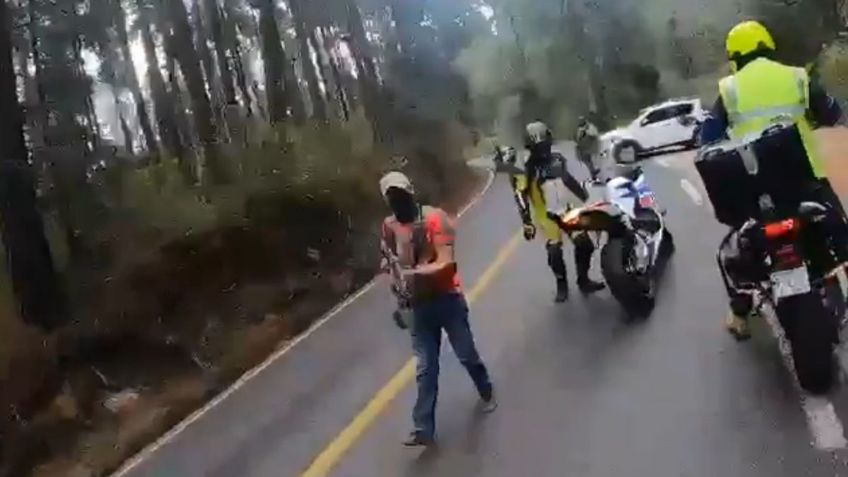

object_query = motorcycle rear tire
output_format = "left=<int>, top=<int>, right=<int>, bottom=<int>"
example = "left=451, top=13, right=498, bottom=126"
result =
left=778, top=293, right=836, bottom=395
left=660, top=228, right=676, bottom=257
left=601, top=238, right=655, bottom=319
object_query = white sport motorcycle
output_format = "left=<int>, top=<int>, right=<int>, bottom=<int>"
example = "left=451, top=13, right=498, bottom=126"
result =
left=556, top=165, right=674, bottom=317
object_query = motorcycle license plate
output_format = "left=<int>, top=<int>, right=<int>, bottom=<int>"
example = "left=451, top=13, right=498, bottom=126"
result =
left=638, top=194, right=655, bottom=208
left=771, top=266, right=812, bottom=300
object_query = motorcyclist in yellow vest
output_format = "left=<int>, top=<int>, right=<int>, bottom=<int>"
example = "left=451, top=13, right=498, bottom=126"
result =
left=699, top=20, right=847, bottom=340
left=511, top=122, right=606, bottom=302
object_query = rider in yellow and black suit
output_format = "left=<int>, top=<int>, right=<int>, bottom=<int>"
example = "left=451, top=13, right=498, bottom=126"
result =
left=510, top=122, right=606, bottom=302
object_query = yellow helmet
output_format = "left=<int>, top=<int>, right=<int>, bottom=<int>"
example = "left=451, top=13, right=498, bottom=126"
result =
left=726, top=21, right=776, bottom=60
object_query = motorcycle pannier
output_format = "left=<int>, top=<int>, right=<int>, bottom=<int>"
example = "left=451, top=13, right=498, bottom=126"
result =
left=695, top=123, right=815, bottom=227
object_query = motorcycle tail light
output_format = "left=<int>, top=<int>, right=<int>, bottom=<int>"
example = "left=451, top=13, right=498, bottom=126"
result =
left=764, top=218, right=799, bottom=240
left=638, top=195, right=655, bottom=208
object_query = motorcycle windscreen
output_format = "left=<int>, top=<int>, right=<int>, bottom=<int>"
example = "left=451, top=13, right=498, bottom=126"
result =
left=540, top=178, right=580, bottom=216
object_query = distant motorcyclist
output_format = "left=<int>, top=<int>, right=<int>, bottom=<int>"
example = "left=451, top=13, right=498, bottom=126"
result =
left=493, top=143, right=505, bottom=168
left=575, top=116, right=601, bottom=182
left=512, top=121, right=605, bottom=302
left=503, top=146, right=517, bottom=167
left=699, top=20, right=848, bottom=340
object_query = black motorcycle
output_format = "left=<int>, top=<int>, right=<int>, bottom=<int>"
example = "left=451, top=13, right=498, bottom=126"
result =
left=699, top=122, right=847, bottom=394
left=718, top=201, right=846, bottom=393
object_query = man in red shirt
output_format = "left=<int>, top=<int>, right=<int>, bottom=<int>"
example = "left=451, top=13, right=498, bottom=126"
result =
left=379, top=171, right=496, bottom=447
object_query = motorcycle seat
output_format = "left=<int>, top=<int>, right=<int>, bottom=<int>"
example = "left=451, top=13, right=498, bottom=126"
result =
left=613, top=164, right=643, bottom=182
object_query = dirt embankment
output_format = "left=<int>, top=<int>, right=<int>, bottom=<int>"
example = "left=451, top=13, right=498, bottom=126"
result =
left=2, top=165, right=486, bottom=477
left=819, top=128, right=848, bottom=196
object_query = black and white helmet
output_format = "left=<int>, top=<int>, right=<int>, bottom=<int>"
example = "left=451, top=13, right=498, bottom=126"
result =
left=524, top=121, right=552, bottom=149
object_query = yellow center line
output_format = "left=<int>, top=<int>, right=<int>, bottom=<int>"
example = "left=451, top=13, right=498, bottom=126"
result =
left=300, top=230, right=523, bottom=477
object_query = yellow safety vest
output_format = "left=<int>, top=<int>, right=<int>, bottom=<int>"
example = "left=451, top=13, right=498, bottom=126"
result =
left=718, top=58, right=824, bottom=178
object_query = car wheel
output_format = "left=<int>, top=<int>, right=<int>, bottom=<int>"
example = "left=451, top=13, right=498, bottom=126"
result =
left=686, top=124, right=702, bottom=149
left=612, top=140, right=641, bottom=164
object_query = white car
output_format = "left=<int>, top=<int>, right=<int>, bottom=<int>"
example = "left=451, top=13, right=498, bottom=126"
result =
left=601, top=98, right=707, bottom=163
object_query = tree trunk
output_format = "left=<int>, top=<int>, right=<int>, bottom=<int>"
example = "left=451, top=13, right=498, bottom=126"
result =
left=328, top=47, right=349, bottom=121
left=315, top=28, right=347, bottom=122
left=162, top=34, right=199, bottom=182
left=289, top=0, right=326, bottom=121
left=257, top=0, right=288, bottom=124
left=343, top=0, right=386, bottom=140
left=137, top=0, right=185, bottom=162
left=0, top=0, right=67, bottom=330
left=20, top=24, right=45, bottom=151
left=388, top=0, right=422, bottom=57
left=73, top=38, right=100, bottom=151
left=205, top=0, right=236, bottom=104
left=114, top=0, right=156, bottom=153
left=158, top=26, right=194, bottom=139
left=192, top=0, right=219, bottom=100
left=320, top=28, right=348, bottom=121
left=343, top=0, right=377, bottom=82
left=283, top=38, right=306, bottom=125
left=192, top=0, right=232, bottom=139
left=119, top=109, right=134, bottom=154
left=231, top=27, right=253, bottom=117
left=163, top=0, right=227, bottom=184
left=568, top=2, right=609, bottom=126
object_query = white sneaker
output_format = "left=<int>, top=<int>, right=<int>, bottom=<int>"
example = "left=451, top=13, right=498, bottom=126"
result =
left=480, top=395, right=498, bottom=413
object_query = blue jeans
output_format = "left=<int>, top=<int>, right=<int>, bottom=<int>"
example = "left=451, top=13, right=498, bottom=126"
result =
left=410, top=292, right=492, bottom=439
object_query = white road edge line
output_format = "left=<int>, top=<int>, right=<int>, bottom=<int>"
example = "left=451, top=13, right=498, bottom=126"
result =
left=655, top=157, right=670, bottom=168
left=109, top=169, right=497, bottom=477
left=760, top=308, right=848, bottom=450
left=680, top=178, right=703, bottom=206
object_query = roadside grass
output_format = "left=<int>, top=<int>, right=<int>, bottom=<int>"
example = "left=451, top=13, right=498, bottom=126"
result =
left=0, top=114, right=485, bottom=477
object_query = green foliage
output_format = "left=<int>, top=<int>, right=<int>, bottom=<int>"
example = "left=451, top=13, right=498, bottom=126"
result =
left=817, top=40, right=848, bottom=101
left=120, top=159, right=220, bottom=234
left=456, top=0, right=847, bottom=140
left=109, top=120, right=381, bottom=242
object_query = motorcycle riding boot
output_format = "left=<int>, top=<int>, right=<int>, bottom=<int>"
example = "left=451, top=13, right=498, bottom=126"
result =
left=726, top=294, right=753, bottom=341
left=546, top=241, right=570, bottom=302
left=580, top=152, right=601, bottom=183
left=588, top=159, right=602, bottom=184
left=574, top=233, right=606, bottom=294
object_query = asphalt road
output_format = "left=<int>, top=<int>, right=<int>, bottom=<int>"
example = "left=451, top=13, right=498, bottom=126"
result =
left=115, top=144, right=848, bottom=477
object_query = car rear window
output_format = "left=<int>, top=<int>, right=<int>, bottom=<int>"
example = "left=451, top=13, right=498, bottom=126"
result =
left=644, top=108, right=671, bottom=124
left=641, top=102, right=695, bottom=125
left=673, top=103, right=694, bottom=116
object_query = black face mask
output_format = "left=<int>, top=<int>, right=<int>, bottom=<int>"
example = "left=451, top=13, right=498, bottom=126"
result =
left=530, top=142, right=552, bottom=158
left=386, top=189, right=418, bottom=224
left=528, top=145, right=553, bottom=168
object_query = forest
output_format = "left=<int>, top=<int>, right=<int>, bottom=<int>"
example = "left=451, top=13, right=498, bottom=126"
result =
left=0, top=0, right=845, bottom=474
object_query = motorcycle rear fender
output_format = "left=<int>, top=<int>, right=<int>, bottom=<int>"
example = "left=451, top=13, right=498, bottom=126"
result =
left=557, top=202, right=627, bottom=235
left=798, top=201, right=829, bottom=223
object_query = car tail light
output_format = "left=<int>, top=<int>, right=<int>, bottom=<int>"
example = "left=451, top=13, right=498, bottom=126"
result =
left=764, top=218, right=799, bottom=240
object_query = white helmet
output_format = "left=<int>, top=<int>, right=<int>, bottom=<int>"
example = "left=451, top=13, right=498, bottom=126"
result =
left=525, top=121, right=552, bottom=149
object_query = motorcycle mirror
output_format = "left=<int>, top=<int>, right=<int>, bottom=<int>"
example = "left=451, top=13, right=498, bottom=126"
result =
left=798, top=201, right=828, bottom=220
